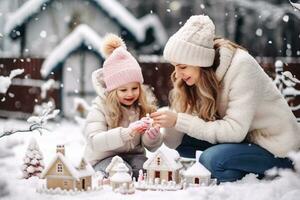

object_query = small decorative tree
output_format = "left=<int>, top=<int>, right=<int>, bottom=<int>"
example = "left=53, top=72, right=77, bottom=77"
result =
left=21, top=138, right=44, bottom=179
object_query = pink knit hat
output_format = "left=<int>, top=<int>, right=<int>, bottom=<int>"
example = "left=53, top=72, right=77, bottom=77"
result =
left=101, top=34, right=143, bottom=92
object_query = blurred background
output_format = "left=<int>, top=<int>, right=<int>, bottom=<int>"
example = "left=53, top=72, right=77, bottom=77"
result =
left=0, top=0, right=300, bottom=121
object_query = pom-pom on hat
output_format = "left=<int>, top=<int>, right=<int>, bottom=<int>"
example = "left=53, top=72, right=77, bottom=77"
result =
left=101, top=33, right=143, bottom=92
left=163, top=15, right=216, bottom=67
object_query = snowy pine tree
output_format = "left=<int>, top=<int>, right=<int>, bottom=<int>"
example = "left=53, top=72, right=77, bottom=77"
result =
left=21, top=138, right=44, bottom=179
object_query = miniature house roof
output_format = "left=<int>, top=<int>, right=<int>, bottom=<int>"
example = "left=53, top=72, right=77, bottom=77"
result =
left=110, top=163, right=131, bottom=183
left=5, top=0, right=167, bottom=46
left=143, top=145, right=183, bottom=170
left=184, top=162, right=211, bottom=177
left=105, top=155, right=123, bottom=173
left=40, top=152, right=94, bottom=180
left=40, top=24, right=103, bottom=78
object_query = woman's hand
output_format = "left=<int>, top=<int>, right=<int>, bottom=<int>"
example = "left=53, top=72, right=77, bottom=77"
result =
left=150, top=110, right=178, bottom=128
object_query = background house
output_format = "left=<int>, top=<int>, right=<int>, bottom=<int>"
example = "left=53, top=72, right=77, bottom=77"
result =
left=0, top=0, right=300, bottom=120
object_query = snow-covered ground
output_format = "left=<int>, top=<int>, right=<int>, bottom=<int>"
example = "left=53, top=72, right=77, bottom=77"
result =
left=0, top=118, right=300, bottom=200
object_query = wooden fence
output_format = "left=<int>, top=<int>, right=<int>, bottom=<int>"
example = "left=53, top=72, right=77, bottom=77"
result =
left=1, top=57, right=300, bottom=120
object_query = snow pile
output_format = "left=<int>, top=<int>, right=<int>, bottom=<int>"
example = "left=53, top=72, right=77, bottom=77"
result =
left=0, top=69, right=24, bottom=93
left=0, top=119, right=300, bottom=200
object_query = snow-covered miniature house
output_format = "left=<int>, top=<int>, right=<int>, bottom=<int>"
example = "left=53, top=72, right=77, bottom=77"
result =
left=105, top=155, right=125, bottom=178
left=143, top=145, right=183, bottom=184
left=183, top=162, right=211, bottom=186
left=40, top=145, right=94, bottom=191
left=110, top=163, right=134, bottom=194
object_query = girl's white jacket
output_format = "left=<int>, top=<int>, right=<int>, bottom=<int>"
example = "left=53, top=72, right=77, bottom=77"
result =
left=163, top=48, right=300, bottom=158
left=83, top=69, right=162, bottom=165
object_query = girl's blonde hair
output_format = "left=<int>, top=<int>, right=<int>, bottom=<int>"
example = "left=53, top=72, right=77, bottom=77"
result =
left=170, top=37, right=246, bottom=121
left=105, top=83, right=157, bottom=128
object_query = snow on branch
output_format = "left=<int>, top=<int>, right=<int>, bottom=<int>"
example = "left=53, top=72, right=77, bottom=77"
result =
left=0, top=69, right=24, bottom=93
left=0, top=102, right=60, bottom=139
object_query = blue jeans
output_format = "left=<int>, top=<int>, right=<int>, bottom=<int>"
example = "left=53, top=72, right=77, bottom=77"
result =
left=176, top=134, right=294, bottom=182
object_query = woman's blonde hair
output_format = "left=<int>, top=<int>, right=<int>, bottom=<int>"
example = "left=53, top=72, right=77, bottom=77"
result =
left=170, top=37, right=246, bottom=121
left=105, top=83, right=157, bottom=128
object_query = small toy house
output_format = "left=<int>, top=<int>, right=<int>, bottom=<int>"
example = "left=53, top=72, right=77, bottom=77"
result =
left=105, top=156, right=124, bottom=178
left=143, top=145, right=183, bottom=184
left=183, top=162, right=211, bottom=186
left=110, top=163, right=134, bottom=194
left=40, top=145, right=94, bottom=191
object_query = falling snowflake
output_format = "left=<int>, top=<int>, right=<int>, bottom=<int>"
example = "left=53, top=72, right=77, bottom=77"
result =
left=268, top=40, right=273, bottom=44
left=283, top=15, right=289, bottom=23
left=255, top=28, right=263, bottom=37
left=67, top=67, right=72, bottom=72
left=150, top=10, right=153, bottom=14
left=40, top=31, right=47, bottom=38
left=200, top=4, right=205, bottom=9
left=166, top=9, right=171, bottom=12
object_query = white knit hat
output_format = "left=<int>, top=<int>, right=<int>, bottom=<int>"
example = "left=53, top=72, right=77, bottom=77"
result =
left=163, top=15, right=215, bottom=67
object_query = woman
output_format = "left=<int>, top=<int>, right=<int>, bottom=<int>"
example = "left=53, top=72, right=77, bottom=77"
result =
left=151, top=15, right=300, bottom=182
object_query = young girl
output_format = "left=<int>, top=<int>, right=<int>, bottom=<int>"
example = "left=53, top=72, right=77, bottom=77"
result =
left=151, top=15, right=300, bottom=182
left=84, top=34, right=162, bottom=178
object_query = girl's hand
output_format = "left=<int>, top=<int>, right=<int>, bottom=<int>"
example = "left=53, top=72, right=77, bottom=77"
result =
left=150, top=110, right=178, bottom=128
left=128, top=121, right=147, bottom=134
left=145, top=126, right=160, bottom=140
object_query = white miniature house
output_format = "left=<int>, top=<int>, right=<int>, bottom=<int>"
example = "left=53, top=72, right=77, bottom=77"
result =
left=143, top=145, right=183, bottom=184
left=183, top=151, right=211, bottom=186
left=110, top=163, right=134, bottom=194
left=40, top=145, right=95, bottom=191
left=105, top=156, right=124, bottom=178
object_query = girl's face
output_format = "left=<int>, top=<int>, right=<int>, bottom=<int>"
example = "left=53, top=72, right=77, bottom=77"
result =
left=174, top=64, right=200, bottom=86
left=116, top=82, right=140, bottom=106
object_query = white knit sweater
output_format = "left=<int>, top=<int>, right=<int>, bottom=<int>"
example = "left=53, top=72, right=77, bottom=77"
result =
left=83, top=69, right=163, bottom=165
left=163, top=47, right=300, bottom=158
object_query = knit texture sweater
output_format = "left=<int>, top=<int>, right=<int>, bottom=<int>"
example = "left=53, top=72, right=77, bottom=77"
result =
left=163, top=47, right=300, bottom=158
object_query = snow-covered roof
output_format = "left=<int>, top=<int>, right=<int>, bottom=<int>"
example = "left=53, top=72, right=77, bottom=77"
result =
left=5, top=0, right=167, bottom=46
left=110, top=172, right=132, bottom=183
left=40, top=152, right=94, bottom=180
left=184, top=162, right=211, bottom=177
left=40, top=24, right=103, bottom=78
left=105, top=155, right=123, bottom=173
left=4, top=0, right=50, bottom=35
left=143, top=145, right=182, bottom=170
left=110, top=163, right=131, bottom=183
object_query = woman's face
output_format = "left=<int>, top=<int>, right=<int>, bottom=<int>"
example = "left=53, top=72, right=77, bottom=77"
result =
left=173, top=64, right=200, bottom=86
left=116, top=82, right=140, bottom=106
